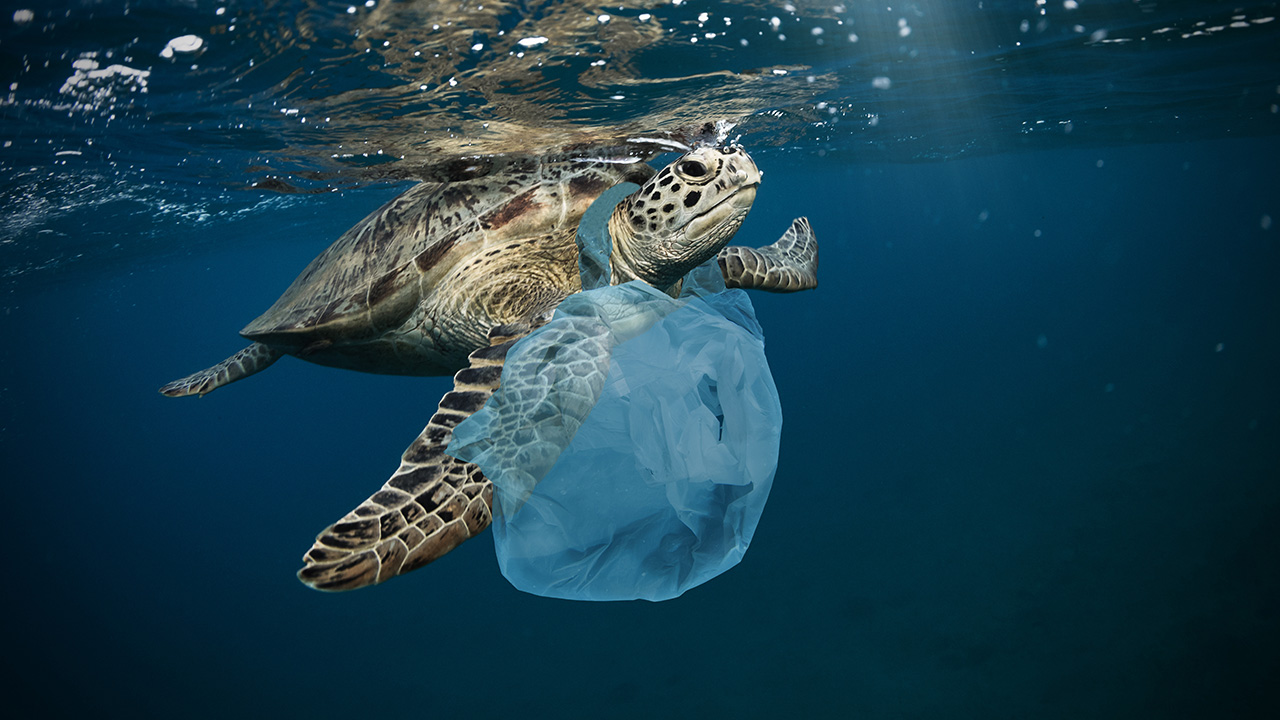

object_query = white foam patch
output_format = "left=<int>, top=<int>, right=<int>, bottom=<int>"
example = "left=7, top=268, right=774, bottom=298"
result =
left=160, top=35, right=204, bottom=59
left=59, top=57, right=151, bottom=111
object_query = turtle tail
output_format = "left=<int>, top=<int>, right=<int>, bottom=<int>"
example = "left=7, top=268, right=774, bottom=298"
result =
left=296, top=324, right=530, bottom=591
left=159, top=342, right=284, bottom=397
left=718, top=217, right=819, bottom=293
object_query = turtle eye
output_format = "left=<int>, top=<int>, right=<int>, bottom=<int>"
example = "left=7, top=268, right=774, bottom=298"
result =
left=678, top=160, right=709, bottom=178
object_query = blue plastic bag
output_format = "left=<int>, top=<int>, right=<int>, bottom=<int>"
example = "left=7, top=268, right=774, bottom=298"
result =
left=448, top=271, right=782, bottom=601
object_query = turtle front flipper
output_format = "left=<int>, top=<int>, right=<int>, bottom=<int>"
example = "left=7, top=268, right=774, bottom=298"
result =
left=718, top=217, right=818, bottom=293
left=296, top=324, right=530, bottom=592
left=158, top=342, right=284, bottom=397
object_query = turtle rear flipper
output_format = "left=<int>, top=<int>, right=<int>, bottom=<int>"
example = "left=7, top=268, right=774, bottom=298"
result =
left=296, top=324, right=530, bottom=591
left=159, top=342, right=284, bottom=397
left=718, top=217, right=818, bottom=293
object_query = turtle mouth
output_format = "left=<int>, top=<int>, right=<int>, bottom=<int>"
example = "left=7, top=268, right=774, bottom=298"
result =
left=685, top=183, right=758, bottom=241
left=693, top=182, right=759, bottom=218
left=722, top=182, right=759, bottom=211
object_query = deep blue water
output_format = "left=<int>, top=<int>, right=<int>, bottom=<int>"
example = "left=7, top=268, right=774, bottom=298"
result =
left=3, top=1, right=1279, bottom=718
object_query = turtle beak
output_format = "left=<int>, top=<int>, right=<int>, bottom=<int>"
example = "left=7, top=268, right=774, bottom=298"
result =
left=730, top=183, right=758, bottom=209
left=715, top=146, right=761, bottom=212
left=686, top=182, right=757, bottom=242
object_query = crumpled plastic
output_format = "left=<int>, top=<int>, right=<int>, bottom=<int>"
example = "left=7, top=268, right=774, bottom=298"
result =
left=445, top=194, right=781, bottom=602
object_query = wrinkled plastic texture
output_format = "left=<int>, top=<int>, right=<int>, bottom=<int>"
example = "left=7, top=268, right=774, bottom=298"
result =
left=448, top=267, right=782, bottom=602
left=575, top=182, right=638, bottom=291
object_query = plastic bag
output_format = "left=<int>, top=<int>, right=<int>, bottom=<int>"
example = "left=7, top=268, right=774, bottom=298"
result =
left=448, top=270, right=781, bottom=601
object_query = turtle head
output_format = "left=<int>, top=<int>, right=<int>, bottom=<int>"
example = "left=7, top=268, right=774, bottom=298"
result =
left=608, top=145, right=761, bottom=290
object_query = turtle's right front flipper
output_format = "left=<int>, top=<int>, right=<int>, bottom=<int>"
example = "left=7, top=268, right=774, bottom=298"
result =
left=296, top=324, right=530, bottom=592
left=718, top=217, right=818, bottom=293
left=159, top=342, right=284, bottom=397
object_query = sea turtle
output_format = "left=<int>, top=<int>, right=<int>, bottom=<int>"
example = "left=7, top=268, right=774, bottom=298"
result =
left=161, top=137, right=818, bottom=591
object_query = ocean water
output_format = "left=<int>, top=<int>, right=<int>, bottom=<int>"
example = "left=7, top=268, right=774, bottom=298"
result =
left=2, top=1, right=1278, bottom=717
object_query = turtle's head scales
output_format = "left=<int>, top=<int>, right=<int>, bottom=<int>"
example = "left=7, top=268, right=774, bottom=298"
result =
left=608, top=145, right=761, bottom=291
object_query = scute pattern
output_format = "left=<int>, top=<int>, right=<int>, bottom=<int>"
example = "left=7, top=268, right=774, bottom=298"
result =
left=718, top=218, right=819, bottom=293
left=240, top=158, right=654, bottom=349
left=158, top=342, right=283, bottom=397
left=297, top=324, right=532, bottom=591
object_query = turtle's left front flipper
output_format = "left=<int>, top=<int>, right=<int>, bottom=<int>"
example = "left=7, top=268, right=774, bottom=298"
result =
left=718, top=217, right=818, bottom=293
left=296, top=324, right=529, bottom=592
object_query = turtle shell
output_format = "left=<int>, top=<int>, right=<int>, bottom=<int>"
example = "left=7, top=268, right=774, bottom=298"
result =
left=240, top=155, right=655, bottom=348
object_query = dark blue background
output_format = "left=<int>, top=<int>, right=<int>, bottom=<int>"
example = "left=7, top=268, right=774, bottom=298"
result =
left=2, top=137, right=1277, bottom=718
